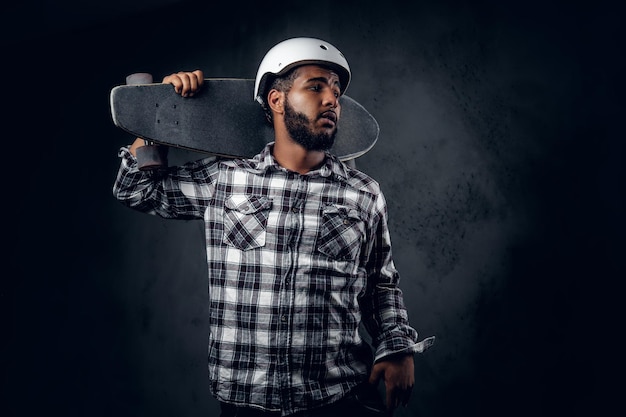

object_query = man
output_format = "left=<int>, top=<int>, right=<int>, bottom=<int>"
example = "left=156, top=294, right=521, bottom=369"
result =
left=113, top=37, right=434, bottom=417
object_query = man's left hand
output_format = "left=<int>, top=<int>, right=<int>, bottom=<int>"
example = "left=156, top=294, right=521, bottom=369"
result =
left=368, top=353, right=414, bottom=413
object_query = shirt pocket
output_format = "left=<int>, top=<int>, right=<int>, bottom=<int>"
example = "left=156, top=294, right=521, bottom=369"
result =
left=316, top=204, right=365, bottom=261
left=223, top=194, right=273, bottom=251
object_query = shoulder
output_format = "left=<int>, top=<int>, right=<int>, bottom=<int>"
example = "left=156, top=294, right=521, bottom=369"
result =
left=339, top=160, right=382, bottom=195
left=218, top=156, right=261, bottom=172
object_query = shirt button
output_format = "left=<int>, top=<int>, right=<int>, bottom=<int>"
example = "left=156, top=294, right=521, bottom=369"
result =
left=343, top=219, right=351, bottom=225
left=281, top=315, right=287, bottom=322
left=292, top=207, right=299, bottom=213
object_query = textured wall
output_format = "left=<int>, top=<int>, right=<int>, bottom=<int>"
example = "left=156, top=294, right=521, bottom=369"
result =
left=5, top=1, right=623, bottom=416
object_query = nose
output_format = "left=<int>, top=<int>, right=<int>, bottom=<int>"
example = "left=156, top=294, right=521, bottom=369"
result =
left=323, top=90, right=339, bottom=108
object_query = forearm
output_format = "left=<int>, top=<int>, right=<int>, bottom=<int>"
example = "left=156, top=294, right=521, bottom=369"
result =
left=364, top=282, right=421, bottom=359
left=128, top=137, right=146, bottom=157
left=112, top=145, right=167, bottom=215
left=362, top=210, right=434, bottom=358
left=113, top=145, right=216, bottom=220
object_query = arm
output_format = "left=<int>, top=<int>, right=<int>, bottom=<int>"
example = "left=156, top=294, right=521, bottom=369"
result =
left=113, top=70, right=216, bottom=219
left=360, top=190, right=434, bottom=412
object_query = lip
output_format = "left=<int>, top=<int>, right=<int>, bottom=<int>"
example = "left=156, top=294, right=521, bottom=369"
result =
left=319, top=110, right=337, bottom=124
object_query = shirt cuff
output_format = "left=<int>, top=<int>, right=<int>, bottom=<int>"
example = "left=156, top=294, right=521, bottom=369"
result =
left=374, top=335, right=436, bottom=362
left=118, top=146, right=140, bottom=170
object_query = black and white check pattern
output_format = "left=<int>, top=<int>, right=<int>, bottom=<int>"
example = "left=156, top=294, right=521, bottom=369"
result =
left=113, top=143, right=434, bottom=415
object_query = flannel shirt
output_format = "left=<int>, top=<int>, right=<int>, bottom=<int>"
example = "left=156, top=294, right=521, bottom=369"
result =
left=113, top=143, right=434, bottom=415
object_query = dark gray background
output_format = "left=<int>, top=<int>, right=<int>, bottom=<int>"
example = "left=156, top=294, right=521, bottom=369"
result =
left=4, top=0, right=624, bottom=416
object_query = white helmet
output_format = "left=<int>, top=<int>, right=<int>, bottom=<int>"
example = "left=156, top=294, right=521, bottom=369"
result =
left=254, top=37, right=351, bottom=104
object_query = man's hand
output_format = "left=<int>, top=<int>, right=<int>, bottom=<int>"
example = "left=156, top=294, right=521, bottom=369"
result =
left=368, top=353, right=415, bottom=413
left=128, top=70, right=204, bottom=156
left=162, top=70, right=204, bottom=97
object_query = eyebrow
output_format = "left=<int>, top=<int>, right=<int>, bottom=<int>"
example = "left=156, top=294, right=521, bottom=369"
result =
left=305, top=76, right=341, bottom=89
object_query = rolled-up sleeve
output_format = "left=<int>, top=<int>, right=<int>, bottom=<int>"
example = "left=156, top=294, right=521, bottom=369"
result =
left=112, top=145, right=219, bottom=220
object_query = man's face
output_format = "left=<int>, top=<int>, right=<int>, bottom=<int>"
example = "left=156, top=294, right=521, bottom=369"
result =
left=282, top=65, right=342, bottom=151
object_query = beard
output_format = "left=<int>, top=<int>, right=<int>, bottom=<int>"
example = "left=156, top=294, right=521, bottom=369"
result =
left=283, top=98, right=337, bottom=152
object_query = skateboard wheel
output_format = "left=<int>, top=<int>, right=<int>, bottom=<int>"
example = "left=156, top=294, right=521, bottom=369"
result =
left=136, top=144, right=168, bottom=171
left=126, top=73, right=153, bottom=85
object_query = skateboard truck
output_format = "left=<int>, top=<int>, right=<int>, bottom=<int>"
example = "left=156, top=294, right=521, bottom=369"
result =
left=125, top=73, right=168, bottom=171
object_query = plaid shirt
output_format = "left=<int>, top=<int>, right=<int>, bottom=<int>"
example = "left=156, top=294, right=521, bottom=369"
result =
left=113, top=143, right=434, bottom=415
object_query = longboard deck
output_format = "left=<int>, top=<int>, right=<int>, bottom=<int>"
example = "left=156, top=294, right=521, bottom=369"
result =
left=110, top=78, right=379, bottom=161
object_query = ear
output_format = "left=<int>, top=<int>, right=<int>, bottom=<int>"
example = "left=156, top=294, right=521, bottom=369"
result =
left=267, top=89, right=284, bottom=114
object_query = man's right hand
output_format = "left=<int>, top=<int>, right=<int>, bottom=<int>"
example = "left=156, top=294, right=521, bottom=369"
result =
left=162, top=70, right=204, bottom=97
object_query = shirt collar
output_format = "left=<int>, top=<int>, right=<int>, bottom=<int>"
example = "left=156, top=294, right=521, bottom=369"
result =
left=249, top=142, right=350, bottom=181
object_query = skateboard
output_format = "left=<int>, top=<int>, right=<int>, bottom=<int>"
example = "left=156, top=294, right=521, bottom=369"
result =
left=110, top=74, right=379, bottom=168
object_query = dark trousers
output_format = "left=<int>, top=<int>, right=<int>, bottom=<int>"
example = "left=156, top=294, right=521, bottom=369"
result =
left=219, top=383, right=388, bottom=417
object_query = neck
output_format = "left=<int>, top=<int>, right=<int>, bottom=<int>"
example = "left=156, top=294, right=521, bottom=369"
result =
left=272, top=125, right=326, bottom=175
left=273, top=139, right=326, bottom=174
